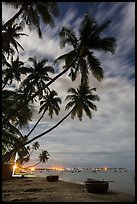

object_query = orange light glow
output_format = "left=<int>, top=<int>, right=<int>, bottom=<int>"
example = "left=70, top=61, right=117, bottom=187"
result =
left=51, top=167, right=64, bottom=171
left=30, top=167, right=35, bottom=171
left=13, top=164, right=17, bottom=170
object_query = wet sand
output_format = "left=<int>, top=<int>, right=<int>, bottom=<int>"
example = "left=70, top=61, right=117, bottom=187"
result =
left=2, top=177, right=135, bottom=202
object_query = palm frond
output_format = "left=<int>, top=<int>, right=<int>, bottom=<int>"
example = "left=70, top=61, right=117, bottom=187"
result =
left=89, top=37, right=116, bottom=54
left=55, top=50, right=76, bottom=68
left=87, top=51, right=103, bottom=81
left=37, top=4, right=54, bottom=27
left=83, top=104, right=92, bottom=119
left=67, top=87, right=77, bottom=95
left=88, top=102, right=97, bottom=111
left=93, top=20, right=112, bottom=35
left=59, top=26, right=78, bottom=48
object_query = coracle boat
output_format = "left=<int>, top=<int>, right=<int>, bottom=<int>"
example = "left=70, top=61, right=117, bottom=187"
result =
left=46, top=175, right=59, bottom=182
left=85, top=178, right=109, bottom=193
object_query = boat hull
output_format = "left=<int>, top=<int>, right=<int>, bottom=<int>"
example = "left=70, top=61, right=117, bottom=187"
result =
left=46, top=175, right=59, bottom=182
left=85, top=179, right=109, bottom=193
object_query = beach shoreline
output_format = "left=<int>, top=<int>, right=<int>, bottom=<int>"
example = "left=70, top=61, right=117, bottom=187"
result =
left=2, top=177, right=135, bottom=202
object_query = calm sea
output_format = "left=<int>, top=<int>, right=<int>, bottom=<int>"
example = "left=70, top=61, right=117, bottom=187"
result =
left=33, top=169, right=135, bottom=196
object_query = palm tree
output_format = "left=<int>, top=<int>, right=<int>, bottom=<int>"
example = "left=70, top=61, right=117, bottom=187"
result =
left=65, top=85, right=100, bottom=121
left=3, top=14, right=116, bottom=124
left=25, top=84, right=100, bottom=145
left=39, top=90, right=61, bottom=118
left=15, top=141, right=40, bottom=166
left=22, top=14, right=116, bottom=102
left=2, top=128, right=29, bottom=164
left=23, top=150, right=50, bottom=169
left=22, top=56, right=55, bottom=100
left=2, top=23, right=28, bottom=60
left=2, top=83, right=99, bottom=162
left=2, top=89, right=33, bottom=128
left=32, top=141, right=40, bottom=151
left=19, top=141, right=39, bottom=159
left=27, top=90, right=61, bottom=137
left=2, top=88, right=33, bottom=163
left=2, top=86, right=35, bottom=127
left=55, top=14, right=116, bottom=84
left=2, top=92, right=34, bottom=164
left=2, top=56, right=28, bottom=90
left=2, top=2, right=59, bottom=38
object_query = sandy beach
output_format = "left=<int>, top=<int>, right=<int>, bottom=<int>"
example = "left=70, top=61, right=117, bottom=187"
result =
left=2, top=177, right=135, bottom=202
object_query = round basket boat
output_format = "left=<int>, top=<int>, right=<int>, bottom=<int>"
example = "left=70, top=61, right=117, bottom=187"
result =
left=85, top=180, right=109, bottom=193
left=46, top=175, right=59, bottom=182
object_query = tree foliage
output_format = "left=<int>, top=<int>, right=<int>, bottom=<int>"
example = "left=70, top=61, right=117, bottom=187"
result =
left=2, top=2, right=116, bottom=165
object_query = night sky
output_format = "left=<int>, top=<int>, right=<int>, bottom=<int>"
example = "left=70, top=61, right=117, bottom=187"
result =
left=2, top=2, right=135, bottom=169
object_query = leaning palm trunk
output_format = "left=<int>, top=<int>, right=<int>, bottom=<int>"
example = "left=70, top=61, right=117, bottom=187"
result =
left=2, top=110, right=73, bottom=163
left=28, top=65, right=71, bottom=102
left=26, top=110, right=46, bottom=137
left=25, top=109, right=73, bottom=145
left=2, top=80, right=9, bottom=90
left=23, top=161, right=41, bottom=169
left=2, top=5, right=25, bottom=30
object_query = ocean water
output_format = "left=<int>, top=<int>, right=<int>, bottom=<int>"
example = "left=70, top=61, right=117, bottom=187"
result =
left=33, top=169, right=135, bottom=196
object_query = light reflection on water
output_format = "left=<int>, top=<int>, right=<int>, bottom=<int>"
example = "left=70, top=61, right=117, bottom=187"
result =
left=33, top=169, right=135, bottom=196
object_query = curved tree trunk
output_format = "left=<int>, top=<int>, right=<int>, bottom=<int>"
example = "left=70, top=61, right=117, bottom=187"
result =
left=2, top=109, right=73, bottom=163
left=23, top=161, right=41, bottom=169
left=27, top=66, right=71, bottom=103
left=25, top=109, right=73, bottom=145
left=2, top=6, right=25, bottom=30
left=2, top=80, right=9, bottom=90
left=26, top=110, right=46, bottom=137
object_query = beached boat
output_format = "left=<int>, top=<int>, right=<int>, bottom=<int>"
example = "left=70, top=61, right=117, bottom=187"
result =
left=46, top=175, right=59, bottom=182
left=85, top=178, right=109, bottom=193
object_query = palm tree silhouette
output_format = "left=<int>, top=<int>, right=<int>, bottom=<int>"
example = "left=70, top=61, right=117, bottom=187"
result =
left=30, top=142, right=40, bottom=154
left=25, top=84, right=100, bottom=145
left=2, top=23, right=28, bottom=61
left=16, top=141, right=40, bottom=166
left=55, top=14, right=116, bottom=84
left=3, top=14, right=116, bottom=125
left=65, top=85, right=100, bottom=121
left=2, top=56, right=28, bottom=89
left=2, top=14, right=116, bottom=163
left=27, top=90, right=61, bottom=137
left=22, top=14, right=116, bottom=103
left=2, top=2, right=59, bottom=38
left=2, top=129, right=29, bottom=164
left=2, top=89, right=33, bottom=131
left=22, top=56, right=55, bottom=100
left=23, top=150, right=50, bottom=169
